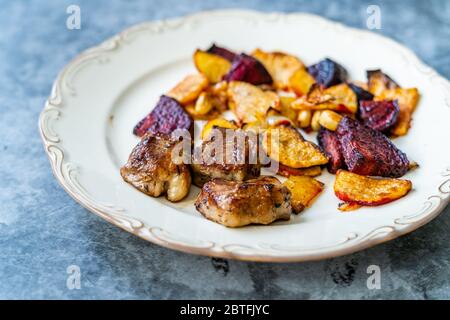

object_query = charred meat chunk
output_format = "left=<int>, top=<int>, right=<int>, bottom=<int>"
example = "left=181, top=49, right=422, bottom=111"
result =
left=195, top=176, right=292, bottom=227
left=336, top=116, right=409, bottom=177
left=206, top=43, right=237, bottom=62
left=317, top=128, right=346, bottom=174
left=133, top=95, right=193, bottom=137
left=191, top=128, right=260, bottom=187
left=307, top=58, right=348, bottom=88
left=223, top=53, right=273, bottom=85
left=120, top=133, right=191, bottom=202
left=359, top=100, right=399, bottom=133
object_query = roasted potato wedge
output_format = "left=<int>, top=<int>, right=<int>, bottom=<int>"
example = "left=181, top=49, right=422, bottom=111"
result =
left=375, top=88, right=420, bottom=136
left=291, top=83, right=357, bottom=114
left=367, top=69, right=399, bottom=96
left=262, top=125, right=328, bottom=168
left=193, top=92, right=214, bottom=115
left=252, top=49, right=305, bottom=89
left=278, top=93, right=298, bottom=124
left=194, top=50, right=232, bottom=83
left=283, top=176, right=324, bottom=213
left=167, top=74, right=209, bottom=105
left=277, top=164, right=322, bottom=178
left=201, top=118, right=239, bottom=140
left=228, top=81, right=280, bottom=124
left=334, top=170, right=412, bottom=206
left=185, top=104, right=220, bottom=120
left=318, top=110, right=343, bottom=131
left=289, top=67, right=316, bottom=96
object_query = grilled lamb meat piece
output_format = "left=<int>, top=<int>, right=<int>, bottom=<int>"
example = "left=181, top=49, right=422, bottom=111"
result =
left=120, top=133, right=191, bottom=202
left=336, top=116, right=409, bottom=177
left=133, top=95, right=193, bottom=137
left=317, top=128, right=346, bottom=174
left=195, top=176, right=292, bottom=227
left=191, top=128, right=260, bottom=187
left=359, top=100, right=400, bottom=133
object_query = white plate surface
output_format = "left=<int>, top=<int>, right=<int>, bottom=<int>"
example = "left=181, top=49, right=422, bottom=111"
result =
left=39, top=10, right=450, bottom=262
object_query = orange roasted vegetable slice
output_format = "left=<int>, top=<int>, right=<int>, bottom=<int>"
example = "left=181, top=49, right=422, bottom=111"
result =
left=251, top=49, right=304, bottom=89
left=262, top=125, right=328, bottom=168
left=283, top=176, right=324, bottom=213
left=227, top=81, right=280, bottom=124
left=334, top=170, right=412, bottom=206
left=201, top=118, right=238, bottom=140
left=194, top=50, right=232, bottom=83
left=291, top=83, right=358, bottom=114
left=276, top=164, right=322, bottom=178
left=289, top=67, right=316, bottom=96
left=375, top=88, right=419, bottom=136
left=167, top=74, right=209, bottom=105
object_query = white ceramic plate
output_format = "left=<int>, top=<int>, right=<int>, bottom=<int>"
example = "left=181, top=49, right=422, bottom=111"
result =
left=39, top=10, right=450, bottom=262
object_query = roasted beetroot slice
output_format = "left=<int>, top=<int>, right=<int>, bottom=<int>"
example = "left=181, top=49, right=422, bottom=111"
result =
left=359, top=100, right=399, bottom=133
left=223, top=53, right=272, bottom=85
left=348, top=83, right=374, bottom=105
left=206, top=44, right=237, bottom=62
left=133, top=95, right=193, bottom=137
left=317, top=128, right=346, bottom=174
left=336, top=116, right=409, bottom=177
left=307, top=58, right=348, bottom=88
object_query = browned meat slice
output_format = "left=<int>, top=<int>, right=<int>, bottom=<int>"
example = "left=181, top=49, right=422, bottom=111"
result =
left=317, top=128, right=346, bottom=174
left=191, top=128, right=260, bottom=187
left=120, top=133, right=191, bottom=202
left=336, top=116, right=409, bottom=177
left=133, top=95, right=193, bottom=137
left=195, top=176, right=292, bottom=227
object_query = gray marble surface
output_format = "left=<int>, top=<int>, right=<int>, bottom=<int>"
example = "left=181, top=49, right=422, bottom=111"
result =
left=0, top=0, right=449, bottom=300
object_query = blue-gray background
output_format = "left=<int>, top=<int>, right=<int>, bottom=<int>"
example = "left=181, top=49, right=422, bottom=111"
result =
left=0, top=0, right=449, bottom=299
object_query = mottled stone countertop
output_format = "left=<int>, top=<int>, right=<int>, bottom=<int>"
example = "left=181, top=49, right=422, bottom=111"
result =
left=0, top=0, right=449, bottom=299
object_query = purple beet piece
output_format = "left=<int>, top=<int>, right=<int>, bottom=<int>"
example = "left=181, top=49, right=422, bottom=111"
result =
left=359, top=100, right=400, bottom=133
left=223, top=53, right=272, bottom=85
left=206, top=44, right=237, bottom=62
left=307, top=58, right=348, bottom=88
left=317, top=128, right=346, bottom=174
left=133, top=95, right=193, bottom=137
left=348, top=83, right=374, bottom=105
left=336, top=116, right=409, bottom=177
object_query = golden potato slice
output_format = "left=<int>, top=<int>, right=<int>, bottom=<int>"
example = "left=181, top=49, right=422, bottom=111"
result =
left=262, top=125, right=328, bottom=168
left=318, top=110, right=343, bottom=131
left=185, top=104, right=220, bottom=121
left=283, top=176, right=324, bottom=213
left=251, top=49, right=304, bottom=89
left=338, top=202, right=362, bottom=212
left=278, top=93, right=298, bottom=124
left=334, top=170, right=412, bottom=206
left=289, top=67, right=316, bottom=96
left=277, top=164, right=322, bottom=178
left=375, top=88, right=419, bottom=136
left=291, top=83, right=357, bottom=114
left=367, top=70, right=399, bottom=96
left=227, top=81, right=280, bottom=124
left=194, top=92, right=214, bottom=115
left=201, top=118, right=238, bottom=140
left=167, top=74, right=209, bottom=105
left=310, top=110, right=323, bottom=131
left=194, top=50, right=231, bottom=83
left=297, top=110, right=312, bottom=128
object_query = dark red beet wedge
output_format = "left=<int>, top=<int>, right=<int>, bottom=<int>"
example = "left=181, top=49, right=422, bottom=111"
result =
left=307, top=58, right=348, bottom=88
left=336, top=116, right=409, bottom=178
left=133, top=95, right=193, bottom=137
left=223, top=53, right=273, bottom=85
left=317, top=128, right=346, bottom=174
left=206, top=44, right=237, bottom=62
left=359, top=100, right=399, bottom=133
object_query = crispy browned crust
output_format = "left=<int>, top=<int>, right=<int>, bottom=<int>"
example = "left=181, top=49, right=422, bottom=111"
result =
left=191, top=128, right=261, bottom=187
left=120, top=133, right=191, bottom=202
left=195, top=176, right=292, bottom=227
